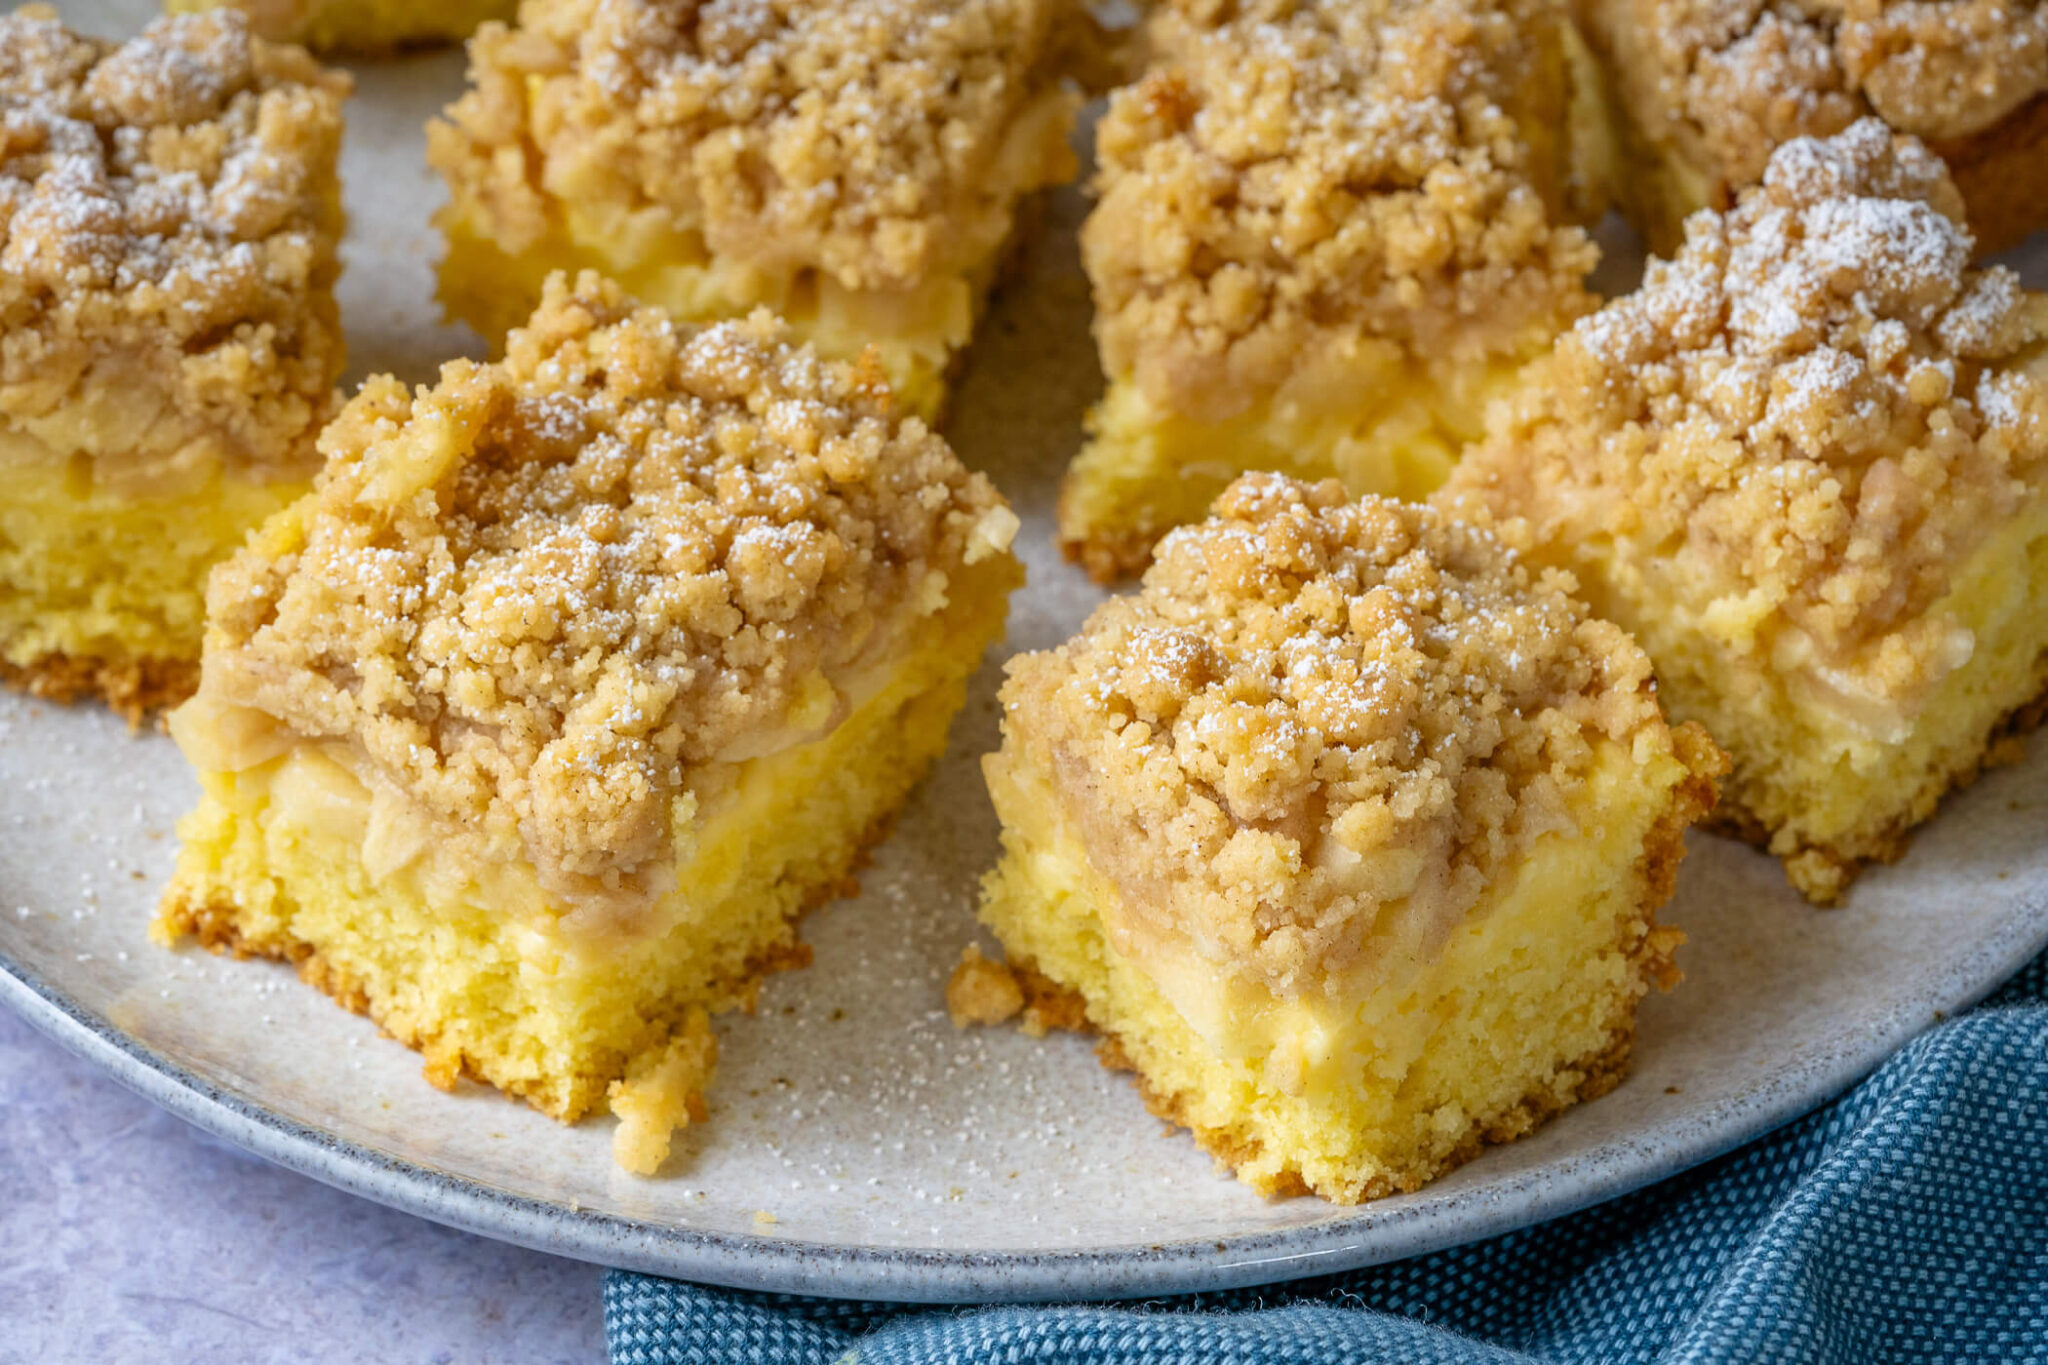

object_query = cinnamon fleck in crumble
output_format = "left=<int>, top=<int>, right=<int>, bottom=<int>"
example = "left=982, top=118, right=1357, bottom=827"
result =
left=191, top=271, right=1016, bottom=911
left=0, top=5, right=349, bottom=489
left=1003, top=474, right=1694, bottom=998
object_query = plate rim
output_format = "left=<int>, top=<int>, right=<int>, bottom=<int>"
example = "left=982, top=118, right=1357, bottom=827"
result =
left=5, top=882, right=2044, bottom=1305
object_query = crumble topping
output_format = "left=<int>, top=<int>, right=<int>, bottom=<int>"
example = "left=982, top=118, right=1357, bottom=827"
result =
left=1442, top=121, right=2048, bottom=710
left=1586, top=0, right=2048, bottom=192
left=0, top=6, right=349, bottom=488
left=166, top=0, right=339, bottom=46
left=1082, top=0, right=1597, bottom=424
left=428, top=0, right=1079, bottom=294
left=186, top=271, right=1016, bottom=918
left=1001, top=474, right=1691, bottom=998
left=1837, top=0, right=2048, bottom=140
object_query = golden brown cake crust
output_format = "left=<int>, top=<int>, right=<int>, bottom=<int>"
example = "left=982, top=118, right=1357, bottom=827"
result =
left=427, top=0, right=1077, bottom=293
left=1444, top=121, right=2048, bottom=722
left=0, top=5, right=348, bottom=490
left=0, top=651, right=197, bottom=727
left=1004, top=473, right=1695, bottom=1001
left=183, top=271, right=1015, bottom=918
left=1579, top=0, right=2048, bottom=251
left=1082, top=0, right=1596, bottom=424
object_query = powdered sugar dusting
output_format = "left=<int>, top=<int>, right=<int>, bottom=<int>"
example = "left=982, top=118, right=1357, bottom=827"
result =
left=0, top=5, right=349, bottom=485
left=1449, top=119, right=2048, bottom=706
left=1085, top=0, right=1597, bottom=422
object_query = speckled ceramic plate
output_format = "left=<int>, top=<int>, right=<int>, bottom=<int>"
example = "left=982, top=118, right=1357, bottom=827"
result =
left=7, top=0, right=2048, bottom=1306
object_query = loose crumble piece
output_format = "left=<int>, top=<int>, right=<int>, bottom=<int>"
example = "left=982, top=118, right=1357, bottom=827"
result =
left=945, top=945, right=1025, bottom=1029
left=1441, top=119, right=2048, bottom=903
left=0, top=5, right=349, bottom=721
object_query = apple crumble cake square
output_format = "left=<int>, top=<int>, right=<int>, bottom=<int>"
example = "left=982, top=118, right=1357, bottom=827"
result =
left=1057, top=0, right=1601, bottom=581
left=976, top=474, right=1719, bottom=1202
left=427, top=0, right=1081, bottom=420
left=1442, top=121, right=2048, bottom=903
left=1576, top=0, right=2048, bottom=255
left=156, top=272, right=1024, bottom=1173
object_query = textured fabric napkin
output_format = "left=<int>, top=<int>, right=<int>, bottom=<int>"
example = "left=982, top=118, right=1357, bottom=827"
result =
left=606, top=950, right=2048, bottom=1364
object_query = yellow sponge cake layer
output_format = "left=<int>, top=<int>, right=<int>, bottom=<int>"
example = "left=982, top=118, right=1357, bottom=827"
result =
left=155, top=274, right=1023, bottom=1171
left=428, top=0, right=1079, bottom=420
left=160, top=592, right=1001, bottom=1123
left=1618, top=493, right=2048, bottom=899
left=973, top=476, right=1720, bottom=1203
left=982, top=737, right=1701, bottom=1201
left=1, top=455, right=304, bottom=718
left=1060, top=362, right=1521, bottom=585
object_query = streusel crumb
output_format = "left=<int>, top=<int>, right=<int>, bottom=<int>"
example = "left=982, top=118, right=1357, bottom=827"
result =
left=0, top=5, right=349, bottom=488
left=1585, top=3, right=1863, bottom=199
left=1003, top=473, right=1692, bottom=998
left=945, top=944, right=1024, bottom=1028
left=1443, top=120, right=2048, bottom=709
left=427, top=0, right=1078, bottom=295
left=1082, top=0, right=1596, bottom=422
left=165, top=0, right=518, bottom=53
left=191, top=271, right=1015, bottom=914
left=607, top=1006, right=715, bottom=1175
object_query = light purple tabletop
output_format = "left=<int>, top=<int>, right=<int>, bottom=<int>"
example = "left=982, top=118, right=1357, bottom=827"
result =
left=0, top=1009, right=603, bottom=1364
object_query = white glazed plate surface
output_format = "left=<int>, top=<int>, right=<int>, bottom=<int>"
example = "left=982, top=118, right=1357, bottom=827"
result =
left=6, top=0, right=2048, bottom=1304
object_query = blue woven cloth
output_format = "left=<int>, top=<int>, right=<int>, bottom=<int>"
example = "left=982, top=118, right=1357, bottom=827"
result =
left=606, top=951, right=2048, bottom=1364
